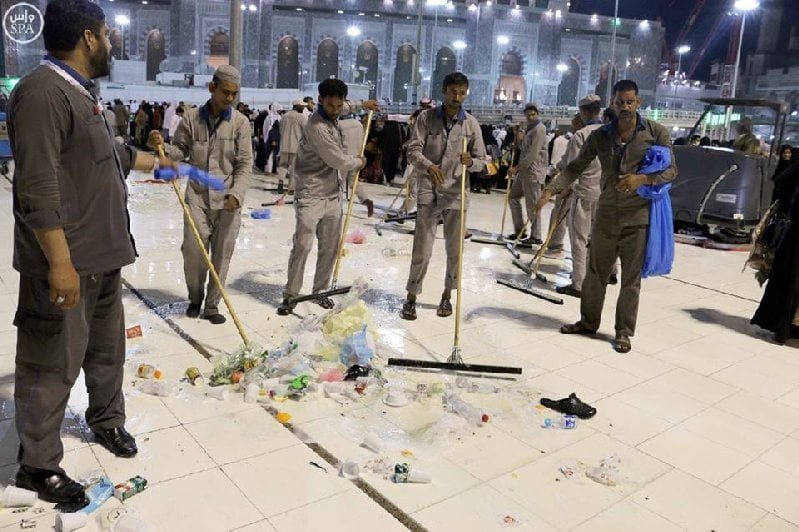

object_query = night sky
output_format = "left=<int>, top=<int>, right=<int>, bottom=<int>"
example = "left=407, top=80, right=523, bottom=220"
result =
left=569, top=0, right=799, bottom=80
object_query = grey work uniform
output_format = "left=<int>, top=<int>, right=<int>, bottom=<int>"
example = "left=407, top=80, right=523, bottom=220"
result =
left=339, top=117, right=370, bottom=203
left=9, top=59, right=138, bottom=472
left=548, top=134, right=572, bottom=250
left=166, top=103, right=253, bottom=314
left=555, top=121, right=603, bottom=290
left=509, top=120, right=548, bottom=240
left=276, top=109, right=307, bottom=186
left=550, top=115, right=677, bottom=336
left=405, top=106, right=486, bottom=295
left=284, top=109, right=363, bottom=299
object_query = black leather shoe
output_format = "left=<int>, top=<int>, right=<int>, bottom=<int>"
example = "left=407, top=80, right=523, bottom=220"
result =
left=186, top=303, right=201, bottom=318
left=608, top=274, right=619, bottom=285
left=15, top=466, right=88, bottom=506
left=202, top=313, right=227, bottom=325
left=93, top=427, right=138, bottom=458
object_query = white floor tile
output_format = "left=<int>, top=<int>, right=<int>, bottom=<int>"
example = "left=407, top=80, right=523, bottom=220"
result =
left=721, top=461, right=799, bottom=526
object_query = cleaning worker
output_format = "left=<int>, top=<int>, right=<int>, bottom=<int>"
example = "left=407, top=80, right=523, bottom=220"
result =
left=538, top=80, right=677, bottom=353
left=400, top=72, right=486, bottom=320
left=149, top=65, right=253, bottom=325
left=507, top=103, right=548, bottom=244
left=276, top=99, right=308, bottom=191
left=8, top=0, right=175, bottom=505
left=277, top=80, right=379, bottom=315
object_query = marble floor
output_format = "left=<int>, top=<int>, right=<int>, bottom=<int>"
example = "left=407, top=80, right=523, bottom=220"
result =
left=0, top=170, right=796, bottom=532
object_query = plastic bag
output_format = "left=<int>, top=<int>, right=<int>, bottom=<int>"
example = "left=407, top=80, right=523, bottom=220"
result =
left=636, top=183, right=674, bottom=278
left=251, top=208, right=271, bottom=220
left=345, top=228, right=367, bottom=244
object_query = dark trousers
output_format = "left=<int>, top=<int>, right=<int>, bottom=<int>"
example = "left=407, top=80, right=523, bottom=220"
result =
left=580, top=222, right=647, bottom=336
left=14, top=270, right=126, bottom=473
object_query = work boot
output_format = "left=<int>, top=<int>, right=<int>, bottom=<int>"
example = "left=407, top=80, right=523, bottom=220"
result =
left=436, top=298, right=453, bottom=317
left=277, top=298, right=295, bottom=316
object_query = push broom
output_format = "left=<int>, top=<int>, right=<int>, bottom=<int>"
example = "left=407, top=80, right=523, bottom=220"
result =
left=512, top=190, right=572, bottom=282
left=156, top=145, right=251, bottom=345
left=389, top=139, right=522, bottom=375
left=288, top=110, right=375, bottom=306
left=470, top=141, right=519, bottom=246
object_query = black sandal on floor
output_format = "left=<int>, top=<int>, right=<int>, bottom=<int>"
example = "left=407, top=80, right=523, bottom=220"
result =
left=540, top=393, right=597, bottom=419
left=614, top=335, right=632, bottom=353
left=400, top=300, right=417, bottom=320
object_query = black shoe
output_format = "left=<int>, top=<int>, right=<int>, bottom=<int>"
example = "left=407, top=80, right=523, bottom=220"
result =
left=540, top=393, right=597, bottom=419
left=400, top=300, right=417, bottom=320
left=15, top=466, right=88, bottom=506
left=436, top=298, right=453, bottom=317
left=608, top=274, right=618, bottom=285
left=316, top=296, right=335, bottom=310
left=364, top=199, right=375, bottom=218
left=528, top=237, right=544, bottom=246
left=277, top=298, right=295, bottom=316
left=506, top=232, right=527, bottom=241
left=202, top=313, right=226, bottom=325
left=614, top=334, right=632, bottom=353
left=93, top=427, right=138, bottom=458
left=560, top=322, right=597, bottom=335
left=555, top=284, right=582, bottom=298
left=186, top=303, right=201, bottom=318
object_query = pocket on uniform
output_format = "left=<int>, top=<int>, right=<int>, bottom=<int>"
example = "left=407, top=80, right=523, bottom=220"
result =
left=86, top=115, right=114, bottom=164
left=13, top=310, right=65, bottom=371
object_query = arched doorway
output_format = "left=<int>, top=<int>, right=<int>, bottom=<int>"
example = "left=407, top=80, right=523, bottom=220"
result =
left=208, top=31, right=229, bottom=70
left=557, top=57, right=580, bottom=106
left=595, top=61, right=618, bottom=102
left=431, top=47, right=456, bottom=97
left=276, top=36, right=300, bottom=89
left=316, top=38, right=338, bottom=81
left=393, top=44, right=416, bottom=103
left=146, top=29, right=166, bottom=81
left=496, top=49, right=526, bottom=104
left=110, top=28, right=126, bottom=60
left=355, top=41, right=378, bottom=99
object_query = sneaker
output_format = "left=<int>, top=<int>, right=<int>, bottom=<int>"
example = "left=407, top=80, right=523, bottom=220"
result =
left=277, top=298, right=295, bottom=316
left=400, top=300, right=417, bottom=320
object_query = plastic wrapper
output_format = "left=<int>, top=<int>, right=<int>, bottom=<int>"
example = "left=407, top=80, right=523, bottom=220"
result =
left=345, top=228, right=367, bottom=244
left=251, top=208, right=272, bottom=220
left=585, top=454, right=621, bottom=486
left=209, top=341, right=269, bottom=385
left=138, top=380, right=175, bottom=397
left=340, top=326, right=374, bottom=367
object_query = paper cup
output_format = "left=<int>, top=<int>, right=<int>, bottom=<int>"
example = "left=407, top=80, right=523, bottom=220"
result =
left=205, top=386, right=229, bottom=401
left=244, top=383, right=260, bottom=403
left=3, top=486, right=37, bottom=507
left=56, top=511, right=88, bottom=532
left=406, top=468, right=432, bottom=484
left=361, top=433, right=384, bottom=454
left=339, top=459, right=360, bottom=480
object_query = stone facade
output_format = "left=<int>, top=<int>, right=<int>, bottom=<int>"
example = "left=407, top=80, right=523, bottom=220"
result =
left=1, top=0, right=664, bottom=106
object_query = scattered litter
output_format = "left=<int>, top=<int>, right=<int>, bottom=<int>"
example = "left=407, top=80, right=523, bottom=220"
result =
left=345, top=228, right=367, bottom=244
left=125, top=325, right=143, bottom=339
left=344, top=365, right=370, bottom=381
left=55, top=511, right=88, bottom=532
left=585, top=455, right=621, bottom=487
left=136, top=364, right=158, bottom=379
left=138, top=380, right=174, bottom=397
left=401, top=449, right=414, bottom=458
left=184, top=367, right=203, bottom=386
left=251, top=208, right=272, bottom=219
left=541, top=415, right=578, bottom=429
left=339, top=459, right=360, bottom=480
left=276, top=412, right=292, bottom=424
left=391, top=463, right=432, bottom=484
left=19, top=519, right=36, bottom=529
left=309, top=461, right=328, bottom=473
left=361, top=433, right=385, bottom=453
left=208, top=342, right=268, bottom=386
left=382, top=238, right=411, bottom=257
left=204, top=386, right=229, bottom=401
left=559, top=466, right=575, bottom=479
left=82, top=475, right=114, bottom=513
left=503, top=515, right=520, bottom=525
left=114, top=513, right=151, bottom=532
left=383, top=389, right=410, bottom=408
left=446, top=393, right=488, bottom=426
left=340, top=326, right=374, bottom=367
left=244, top=383, right=261, bottom=403
left=318, top=368, right=345, bottom=382
left=3, top=486, right=37, bottom=507
left=540, top=393, right=596, bottom=419
left=114, top=476, right=148, bottom=502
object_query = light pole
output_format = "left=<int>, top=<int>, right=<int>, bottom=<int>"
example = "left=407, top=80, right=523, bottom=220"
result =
left=604, top=0, right=619, bottom=106
left=726, top=0, right=759, bottom=134
left=114, top=15, right=129, bottom=60
left=674, top=44, right=690, bottom=96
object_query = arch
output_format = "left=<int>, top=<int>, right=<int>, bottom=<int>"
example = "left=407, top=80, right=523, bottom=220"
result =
left=393, top=43, right=416, bottom=103
left=146, top=29, right=166, bottom=81
left=594, top=60, right=618, bottom=102
left=355, top=41, right=379, bottom=99
left=500, top=49, right=524, bottom=76
left=557, top=57, right=581, bottom=106
left=316, top=38, right=339, bottom=81
left=431, top=46, right=456, bottom=97
left=276, top=35, right=300, bottom=89
left=209, top=31, right=229, bottom=56
left=110, top=28, right=126, bottom=61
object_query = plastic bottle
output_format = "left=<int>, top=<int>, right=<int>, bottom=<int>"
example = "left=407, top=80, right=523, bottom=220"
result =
left=541, top=415, right=578, bottom=429
left=445, top=393, right=488, bottom=426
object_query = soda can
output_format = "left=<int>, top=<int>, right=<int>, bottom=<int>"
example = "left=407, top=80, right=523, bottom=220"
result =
left=185, top=367, right=202, bottom=385
left=137, top=364, right=156, bottom=379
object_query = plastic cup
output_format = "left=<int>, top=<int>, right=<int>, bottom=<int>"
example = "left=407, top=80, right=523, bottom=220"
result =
left=3, top=486, right=37, bottom=507
left=361, top=433, right=384, bottom=454
left=406, top=468, right=432, bottom=484
left=339, top=459, right=360, bottom=480
left=205, top=386, right=229, bottom=401
left=244, top=383, right=260, bottom=403
left=56, top=511, right=88, bottom=532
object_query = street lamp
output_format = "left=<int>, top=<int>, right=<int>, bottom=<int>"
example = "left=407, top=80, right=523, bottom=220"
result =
left=731, top=0, right=758, bottom=99
left=675, top=45, right=691, bottom=95
left=452, top=40, right=466, bottom=50
left=114, top=14, right=129, bottom=60
left=346, top=26, right=361, bottom=37
left=556, top=63, right=568, bottom=73
left=496, top=35, right=509, bottom=45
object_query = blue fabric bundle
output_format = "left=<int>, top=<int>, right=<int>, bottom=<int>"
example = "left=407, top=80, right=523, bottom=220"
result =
left=636, top=146, right=674, bottom=278
left=154, top=164, right=225, bottom=191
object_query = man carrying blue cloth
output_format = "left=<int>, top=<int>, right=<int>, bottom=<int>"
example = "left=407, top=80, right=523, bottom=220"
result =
left=537, top=80, right=677, bottom=353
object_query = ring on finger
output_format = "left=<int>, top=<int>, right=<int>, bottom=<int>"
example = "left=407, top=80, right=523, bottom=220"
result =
left=55, top=295, right=66, bottom=305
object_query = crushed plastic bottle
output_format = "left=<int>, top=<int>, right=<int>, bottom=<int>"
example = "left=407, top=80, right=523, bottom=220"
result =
left=585, top=454, right=621, bottom=486
left=445, top=393, right=488, bottom=426
left=541, top=415, right=578, bottom=429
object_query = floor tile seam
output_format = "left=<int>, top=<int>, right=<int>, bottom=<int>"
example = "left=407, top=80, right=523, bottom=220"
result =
left=203, top=440, right=304, bottom=469
left=713, top=394, right=799, bottom=434
left=774, top=384, right=799, bottom=405
left=217, top=463, right=269, bottom=522
left=716, top=460, right=799, bottom=523
left=628, top=398, right=717, bottom=449
left=706, top=365, right=799, bottom=397
left=717, top=433, right=799, bottom=481
left=554, top=357, right=649, bottom=391
left=661, top=275, right=761, bottom=304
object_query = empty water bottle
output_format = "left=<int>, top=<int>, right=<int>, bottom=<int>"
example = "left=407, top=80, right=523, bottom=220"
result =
left=541, top=415, right=578, bottom=429
left=445, top=393, right=488, bottom=426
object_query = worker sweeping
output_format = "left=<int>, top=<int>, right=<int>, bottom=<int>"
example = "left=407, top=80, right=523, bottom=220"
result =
left=507, top=103, right=548, bottom=245
left=277, top=80, right=378, bottom=315
left=148, top=65, right=253, bottom=325
left=400, top=72, right=487, bottom=321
